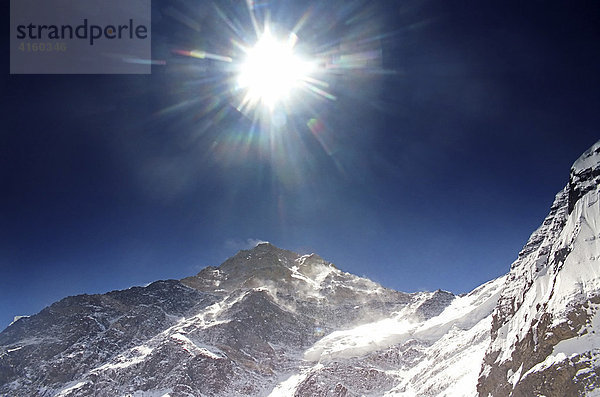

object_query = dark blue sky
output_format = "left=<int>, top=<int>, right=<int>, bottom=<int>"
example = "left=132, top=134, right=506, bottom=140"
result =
left=2, top=0, right=599, bottom=330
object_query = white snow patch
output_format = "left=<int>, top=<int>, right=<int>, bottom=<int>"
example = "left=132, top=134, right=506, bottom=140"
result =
left=96, top=345, right=153, bottom=370
left=55, top=381, right=89, bottom=396
left=268, top=365, right=323, bottom=397
left=168, top=292, right=248, bottom=333
left=522, top=353, right=568, bottom=379
left=6, top=346, right=23, bottom=353
left=508, top=364, right=523, bottom=387
left=170, top=333, right=223, bottom=359
left=8, top=315, right=29, bottom=326
left=289, top=266, right=318, bottom=287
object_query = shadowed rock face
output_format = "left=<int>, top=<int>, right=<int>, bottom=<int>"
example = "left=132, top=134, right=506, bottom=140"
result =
left=2, top=142, right=599, bottom=397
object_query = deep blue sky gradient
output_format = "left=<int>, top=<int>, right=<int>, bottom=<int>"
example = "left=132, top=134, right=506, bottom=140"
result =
left=2, top=0, right=599, bottom=330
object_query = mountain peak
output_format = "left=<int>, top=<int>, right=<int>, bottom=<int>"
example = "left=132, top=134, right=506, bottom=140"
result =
left=181, top=244, right=332, bottom=294
left=568, top=139, right=600, bottom=213
left=572, top=139, right=600, bottom=173
left=250, top=241, right=274, bottom=249
left=222, top=242, right=298, bottom=269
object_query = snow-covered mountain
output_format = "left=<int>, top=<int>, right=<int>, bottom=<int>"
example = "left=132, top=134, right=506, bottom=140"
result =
left=478, top=141, right=600, bottom=397
left=1, top=141, right=599, bottom=396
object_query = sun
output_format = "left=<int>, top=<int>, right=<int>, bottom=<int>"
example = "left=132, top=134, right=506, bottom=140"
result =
left=237, top=28, right=314, bottom=110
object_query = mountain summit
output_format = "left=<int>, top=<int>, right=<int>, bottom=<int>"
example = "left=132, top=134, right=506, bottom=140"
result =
left=1, top=141, right=600, bottom=396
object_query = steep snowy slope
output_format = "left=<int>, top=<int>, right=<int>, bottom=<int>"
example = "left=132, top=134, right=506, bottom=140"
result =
left=478, top=141, right=600, bottom=396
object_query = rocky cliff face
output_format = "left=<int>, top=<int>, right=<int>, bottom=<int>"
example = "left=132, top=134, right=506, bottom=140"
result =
left=1, top=142, right=599, bottom=397
left=478, top=141, right=600, bottom=397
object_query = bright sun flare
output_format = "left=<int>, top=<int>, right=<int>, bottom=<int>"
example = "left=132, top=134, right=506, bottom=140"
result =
left=237, top=28, right=313, bottom=110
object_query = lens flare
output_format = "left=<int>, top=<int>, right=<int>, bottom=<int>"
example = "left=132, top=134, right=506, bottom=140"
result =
left=152, top=0, right=392, bottom=198
left=237, top=28, right=314, bottom=110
